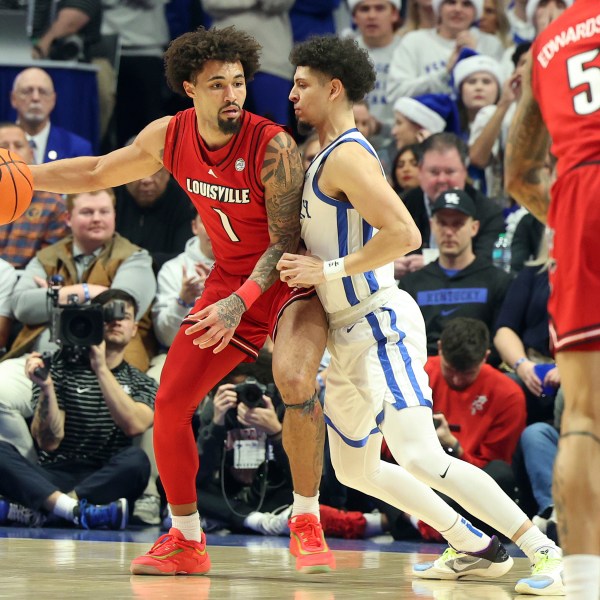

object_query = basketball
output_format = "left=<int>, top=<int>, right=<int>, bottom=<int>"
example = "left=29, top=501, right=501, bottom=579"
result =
left=0, top=148, right=34, bottom=225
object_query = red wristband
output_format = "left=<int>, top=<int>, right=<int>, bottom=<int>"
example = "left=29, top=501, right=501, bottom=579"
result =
left=235, top=279, right=262, bottom=310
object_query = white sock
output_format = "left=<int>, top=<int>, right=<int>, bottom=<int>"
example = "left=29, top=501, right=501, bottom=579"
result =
left=564, top=555, right=600, bottom=600
left=441, top=516, right=490, bottom=553
left=171, top=511, right=202, bottom=542
left=515, top=525, right=559, bottom=563
left=363, top=511, right=383, bottom=537
left=52, top=494, right=78, bottom=522
left=291, top=492, right=319, bottom=519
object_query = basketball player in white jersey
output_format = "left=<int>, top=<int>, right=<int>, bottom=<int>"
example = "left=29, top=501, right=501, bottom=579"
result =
left=277, top=35, right=563, bottom=595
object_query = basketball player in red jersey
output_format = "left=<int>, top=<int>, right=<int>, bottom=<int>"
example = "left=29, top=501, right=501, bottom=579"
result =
left=506, top=2, right=600, bottom=598
left=28, top=26, right=335, bottom=575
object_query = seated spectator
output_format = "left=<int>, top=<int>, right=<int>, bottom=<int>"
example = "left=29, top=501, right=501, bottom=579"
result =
left=390, top=143, right=422, bottom=196
left=0, top=258, right=16, bottom=355
left=10, top=68, right=93, bottom=163
left=494, top=234, right=558, bottom=424
left=30, top=0, right=102, bottom=62
left=452, top=53, right=504, bottom=195
left=399, top=188, right=512, bottom=355
left=0, top=122, right=67, bottom=269
left=468, top=44, right=531, bottom=205
left=391, top=93, right=455, bottom=150
left=0, top=188, right=156, bottom=464
left=510, top=212, right=544, bottom=273
left=0, top=289, right=156, bottom=529
left=345, top=0, right=402, bottom=129
left=387, top=0, right=503, bottom=103
left=395, top=132, right=505, bottom=278
left=149, top=213, right=215, bottom=382
left=114, top=164, right=196, bottom=273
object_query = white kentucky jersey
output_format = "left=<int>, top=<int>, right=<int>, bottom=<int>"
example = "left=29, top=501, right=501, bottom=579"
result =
left=301, top=128, right=397, bottom=315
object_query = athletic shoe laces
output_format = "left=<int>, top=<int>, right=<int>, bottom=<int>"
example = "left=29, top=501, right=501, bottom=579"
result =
left=531, top=552, right=561, bottom=575
left=292, top=517, right=325, bottom=551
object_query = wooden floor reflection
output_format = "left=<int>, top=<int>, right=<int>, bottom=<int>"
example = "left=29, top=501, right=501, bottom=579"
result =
left=0, top=537, right=549, bottom=600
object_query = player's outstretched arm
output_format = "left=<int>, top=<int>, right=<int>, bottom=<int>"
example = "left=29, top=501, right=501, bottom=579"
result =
left=505, top=53, right=551, bottom=224
left=250, top=130, right=304, bottom=293
left=30, top=116, right=171, bottom=194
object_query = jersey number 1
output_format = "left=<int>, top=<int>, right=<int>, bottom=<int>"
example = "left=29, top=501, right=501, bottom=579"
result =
left=212, top=207, right=241, bottom=242
left=567, top=49, right=600, bottom=115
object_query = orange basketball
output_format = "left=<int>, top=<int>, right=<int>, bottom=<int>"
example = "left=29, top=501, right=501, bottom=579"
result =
left=0, top=148, right=34, bottom=225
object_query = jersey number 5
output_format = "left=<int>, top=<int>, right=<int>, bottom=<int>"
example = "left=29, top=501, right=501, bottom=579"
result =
left=567, top=49, right=600, bottom=115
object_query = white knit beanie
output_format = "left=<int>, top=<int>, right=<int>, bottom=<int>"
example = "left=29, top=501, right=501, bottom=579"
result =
left=431, top=0, right=483, bottom=20
left=347, top=0, right=401, bottom=12
left=526, top=0, right=573, bottom=24
left=393, top=97, right=447, bottom=133
left=453, top=54, right=504, bottom=90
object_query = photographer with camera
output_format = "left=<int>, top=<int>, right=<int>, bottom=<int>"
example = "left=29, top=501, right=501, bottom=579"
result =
left=0, top=188, right=156, bottom=464
left=188, top=350, right=294, bottom=535
left=0, top=289, right=157, bottom=530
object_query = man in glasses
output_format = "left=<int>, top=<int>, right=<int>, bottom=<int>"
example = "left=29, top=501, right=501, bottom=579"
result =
left=10, top=67, right=93, bottom=164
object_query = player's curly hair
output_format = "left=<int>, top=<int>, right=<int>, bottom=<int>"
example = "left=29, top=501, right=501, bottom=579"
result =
left=164, top=26, right=261, bottom=97
left=289, top=35, right=376, bottom=103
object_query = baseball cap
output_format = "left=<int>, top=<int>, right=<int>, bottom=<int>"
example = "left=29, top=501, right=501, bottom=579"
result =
left=432, top=189, right=476, bottom=217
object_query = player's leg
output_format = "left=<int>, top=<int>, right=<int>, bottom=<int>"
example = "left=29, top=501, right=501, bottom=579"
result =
left=272, top=294, right=334, bottom=572
left=131, top=324, right=246, bottom=575
left=385, top=406, right=563, bottom=594
left=554, top=350, right=600, bottom=600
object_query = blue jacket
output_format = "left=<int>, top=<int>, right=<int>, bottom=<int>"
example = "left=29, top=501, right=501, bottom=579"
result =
left=43, top=124, right=93, bottom=162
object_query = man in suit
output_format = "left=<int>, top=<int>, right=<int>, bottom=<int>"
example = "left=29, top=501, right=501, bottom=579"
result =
left=395, top=132, right=504, bottom=279
left=10, top=67, right=93, bottom=163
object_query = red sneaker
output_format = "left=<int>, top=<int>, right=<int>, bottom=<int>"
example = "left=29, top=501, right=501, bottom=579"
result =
left=130, top=528, right=211, bottom=576
left=319, top=504, right=367, bottom=539
left=289, top=514, right=336, bottom=573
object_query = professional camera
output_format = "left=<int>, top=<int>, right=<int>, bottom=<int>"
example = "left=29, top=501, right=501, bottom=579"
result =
left=234, top=377, right=267, bottom=409
left=45, top=276, right=127, bottom=365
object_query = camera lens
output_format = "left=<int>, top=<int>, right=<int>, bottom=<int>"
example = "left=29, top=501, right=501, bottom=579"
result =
left=68, top=314, right=94, bottom=340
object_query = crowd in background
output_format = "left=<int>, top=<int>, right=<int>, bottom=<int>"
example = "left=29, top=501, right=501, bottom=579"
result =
left=0, top=0, right=567, bottom=542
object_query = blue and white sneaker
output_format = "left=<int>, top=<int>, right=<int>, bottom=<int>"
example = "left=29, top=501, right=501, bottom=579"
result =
left=413, top=535, right=514, bottom=580
left=515, top=546, right=564, bottom=596
left=75, top=498, right=128, bottom=530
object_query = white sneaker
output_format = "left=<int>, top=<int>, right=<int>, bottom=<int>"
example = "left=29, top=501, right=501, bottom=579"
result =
left=413, top=536, right=514, bottom=580
left=253, top=505, right=292, bottom=536
left=514, top=546, right=565, bottom=596
left=132, top=494, right=161, bottom=526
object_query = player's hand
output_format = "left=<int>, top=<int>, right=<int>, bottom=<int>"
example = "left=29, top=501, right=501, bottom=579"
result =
left=212, top=383, right=238, bottom=426
left=277, top=252, right=324, bottom=287
left=184, top=293, right=245, bottom=353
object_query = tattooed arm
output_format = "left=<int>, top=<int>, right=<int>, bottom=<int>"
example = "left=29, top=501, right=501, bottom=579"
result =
left=184, top=131, right=304, bottom=352
left=505, top=53, right=551, bottom=224
left=248, top=131, right=304, bottom=292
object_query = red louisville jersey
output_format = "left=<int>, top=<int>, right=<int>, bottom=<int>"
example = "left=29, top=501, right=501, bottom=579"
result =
left=531, top=1, right=600, bottom=178
left=164, top=108, right=285, bottom=276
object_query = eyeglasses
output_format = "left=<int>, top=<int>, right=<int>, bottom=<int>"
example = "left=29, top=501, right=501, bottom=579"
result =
left=15, top=87, right=54, bottom=99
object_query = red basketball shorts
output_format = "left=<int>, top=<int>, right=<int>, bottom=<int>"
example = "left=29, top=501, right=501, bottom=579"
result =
left=185, top=264, right=315, bottom=360
left=548, top=163, right=600, bottom=352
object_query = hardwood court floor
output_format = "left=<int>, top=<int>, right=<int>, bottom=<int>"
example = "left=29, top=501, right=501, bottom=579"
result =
left=0, top=529, right=544, bottom=600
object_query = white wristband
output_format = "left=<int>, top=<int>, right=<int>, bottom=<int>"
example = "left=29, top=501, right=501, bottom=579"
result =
left=323, top=258, right=347, bottom=281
